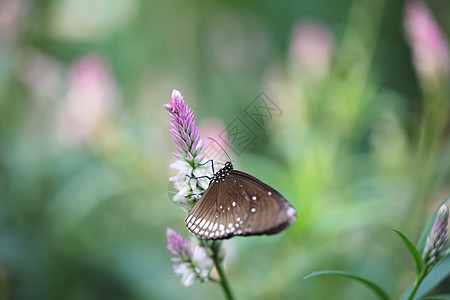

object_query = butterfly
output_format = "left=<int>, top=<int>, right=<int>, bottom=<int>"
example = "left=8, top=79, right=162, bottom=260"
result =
left=185, top=161, right=296, bottom=240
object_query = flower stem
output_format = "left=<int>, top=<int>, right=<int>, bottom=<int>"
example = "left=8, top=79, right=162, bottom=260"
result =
left=407, top=272, right=425, bottom=300
left=211, top=242, right=235, bottom=300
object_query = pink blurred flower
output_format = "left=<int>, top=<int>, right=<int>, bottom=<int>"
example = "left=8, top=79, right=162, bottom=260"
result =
left=56, top=54, right=119, bottom=146
left=404, top=1, right=450, bottom=78
left=0, top=0, right=23, bottom=43
left=199, top=118, right=230, bottom=165
left=289, top=20, right=334, bottom=79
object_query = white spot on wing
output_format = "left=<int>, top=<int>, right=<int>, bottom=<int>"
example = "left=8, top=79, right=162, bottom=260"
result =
left=251, top=208, right=256, bottom=213
left=212, top=223, right=218, bottom=231
left=208, top=222, right=214, bottom=231
left=194, top=228, right=199, bottom=233
left=228, top=223, right=233, bottom=228
left=252, top=196, right=257, bottom=200
left=219, top=224, right=225, bottom=231
left=286, top=206, right=296, bottom=223
left=268, top=191, right=272, bottom=196
left=232, top=201, right=236, bottom=207
left=199, top=219, right=206, bottom=228
left=195, top=218, right=201, bottom=225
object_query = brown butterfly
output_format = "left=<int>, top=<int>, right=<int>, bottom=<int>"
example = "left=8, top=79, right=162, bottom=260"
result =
left=185, top=161, right=296, bottom=240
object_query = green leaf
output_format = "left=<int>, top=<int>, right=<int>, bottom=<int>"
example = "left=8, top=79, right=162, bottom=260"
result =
left=423, top=295, right=450, bottom=300
left=392, top=228, right=424, bottom=276
left=304, top=270, right=390, bottom=300
left=417, top=197, right=450, bottom=253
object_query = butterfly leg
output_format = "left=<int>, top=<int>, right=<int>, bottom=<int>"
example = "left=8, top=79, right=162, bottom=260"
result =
left=198, top=159, right=213, bottom=166
left=186, top=174, right=212, bottom=180
left=198, top=159, right=215, bottom=174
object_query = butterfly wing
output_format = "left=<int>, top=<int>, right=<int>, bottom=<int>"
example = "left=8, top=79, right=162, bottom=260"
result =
left=185, top=180, right=250, bottom=239
left=185, top=170, right=296, bottom=240
left=227, top=170, right=296, bottom=236
left=185, top=182, right=221, bottom=239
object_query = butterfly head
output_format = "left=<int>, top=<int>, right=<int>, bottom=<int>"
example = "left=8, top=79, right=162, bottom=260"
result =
left=224, top=161, right=233, bottom=170
left=212, top=161, right=234, bottom=183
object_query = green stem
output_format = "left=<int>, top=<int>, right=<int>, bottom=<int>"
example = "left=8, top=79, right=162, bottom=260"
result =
left=407, top=272, right=426, bottom=300
left=211, top=242, right=235, bottom=300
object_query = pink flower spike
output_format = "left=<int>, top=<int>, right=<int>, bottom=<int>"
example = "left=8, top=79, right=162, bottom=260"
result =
left=166, top=228, right=213, bottom=286
left=166, top=228, right=191, bottom=259
left=404, top=1, right=450, bottom=78
left=423, top=204, right=449, bottom=273
left=164, top=89, right=204, bottom=162
left=165, top=89, right=210, bottom=211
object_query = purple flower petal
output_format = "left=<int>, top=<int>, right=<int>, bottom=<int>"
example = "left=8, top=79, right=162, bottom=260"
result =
left=187, top=152, right=194, bottom=161
left=423, top=204, right=449, bottom=272
left=164, top=103, right=173, bottom=112
left=165, top=89, right=203, bottom=160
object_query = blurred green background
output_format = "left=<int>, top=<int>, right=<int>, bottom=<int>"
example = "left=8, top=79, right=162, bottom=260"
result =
left=1, top=0, right=449, bottom=299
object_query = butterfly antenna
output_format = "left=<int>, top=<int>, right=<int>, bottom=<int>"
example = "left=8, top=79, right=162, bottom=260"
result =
left=207, top=137, right=232, bottom=163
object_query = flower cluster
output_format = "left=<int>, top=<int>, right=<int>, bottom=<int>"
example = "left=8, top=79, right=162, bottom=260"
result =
left=167, top=228, right=214, bottom=287
left=165, top=89, right=210, bottom=211
left=165, top=90, right=220, bottom=288
left=422, top=203, right=449, bottom=273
